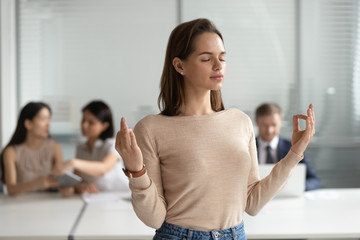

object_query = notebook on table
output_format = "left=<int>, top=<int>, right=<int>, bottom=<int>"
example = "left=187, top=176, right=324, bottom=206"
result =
left=258, top=163, right=306, bottom=198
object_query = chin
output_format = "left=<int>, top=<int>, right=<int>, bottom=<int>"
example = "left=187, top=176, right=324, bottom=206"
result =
left=41, top=133, right=49, bottom=138
left=212, top=84, right=223, bottom=91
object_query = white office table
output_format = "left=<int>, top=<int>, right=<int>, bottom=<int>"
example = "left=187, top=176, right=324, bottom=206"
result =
left=73, top=189, right=360, bottom=240
left=1, top=189, right=359, bottom=239
left=0, top=192, right=84, bottom=240
left=245, top=188, right=360, bottom=239
left=74, top=193, right=155, bottom=240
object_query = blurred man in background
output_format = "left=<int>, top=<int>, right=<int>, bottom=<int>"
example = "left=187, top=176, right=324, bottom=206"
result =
left=255, top=103, right=321, bottom=191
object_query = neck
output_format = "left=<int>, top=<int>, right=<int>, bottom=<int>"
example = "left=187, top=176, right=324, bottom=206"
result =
left=87, top=137, right=98, bottom=150
left=259, top=136, right=278, bottom=144
left=24, top=134, right=45, bottom=150
left=180, top=88, right=214, bottom=116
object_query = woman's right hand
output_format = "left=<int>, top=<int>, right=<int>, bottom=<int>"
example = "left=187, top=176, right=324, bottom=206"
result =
left=115, top=117, right=144, bottom=172
left=51, top=160, right=74, bottom=176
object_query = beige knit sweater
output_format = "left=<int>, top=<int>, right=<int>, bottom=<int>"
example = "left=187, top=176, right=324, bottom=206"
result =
left=130, top=108, right=302, bottom=231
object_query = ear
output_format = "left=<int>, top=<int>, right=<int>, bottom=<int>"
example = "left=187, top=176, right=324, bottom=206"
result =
left=172, top=57, right=185, bottom=76
left=102, top=122, right=109, bottom=132
left=24, top=119, right=32, bottom=131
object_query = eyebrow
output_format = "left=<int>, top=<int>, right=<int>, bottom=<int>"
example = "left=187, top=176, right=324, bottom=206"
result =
left=198, top=51, right=226, bottom=56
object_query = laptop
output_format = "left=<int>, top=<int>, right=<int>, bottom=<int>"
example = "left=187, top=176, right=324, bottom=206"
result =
left=258, top=163, right=306, bottom=198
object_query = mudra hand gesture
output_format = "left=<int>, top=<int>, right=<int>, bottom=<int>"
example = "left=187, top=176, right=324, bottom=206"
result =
left=115, top=104, right=315, bottom=169
left=115, top=118, right=144, bottom=172
left=291, top=104, right=315, bottom=157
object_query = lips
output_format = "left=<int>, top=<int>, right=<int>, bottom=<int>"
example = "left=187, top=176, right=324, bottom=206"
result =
left=210, top=74, right=224, bottom=81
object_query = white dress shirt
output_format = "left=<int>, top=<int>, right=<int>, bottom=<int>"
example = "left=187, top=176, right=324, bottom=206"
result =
left=258, top=136, right=279, bottom=164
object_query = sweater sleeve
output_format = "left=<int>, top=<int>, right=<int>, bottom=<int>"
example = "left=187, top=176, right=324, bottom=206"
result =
left=129, top=121, right=167, bottom=229
left=245, top=117, right=303, bottom=216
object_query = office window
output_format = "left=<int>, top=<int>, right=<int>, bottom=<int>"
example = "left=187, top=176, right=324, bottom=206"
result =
left=15, top=0, right=360, bottom=187
left=300, top=0, right=360, bottom=187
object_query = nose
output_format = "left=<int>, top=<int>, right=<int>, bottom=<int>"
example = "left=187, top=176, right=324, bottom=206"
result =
left=213, top=58, right=223, bottom=71
left=267, top=126, right=275, bottom=135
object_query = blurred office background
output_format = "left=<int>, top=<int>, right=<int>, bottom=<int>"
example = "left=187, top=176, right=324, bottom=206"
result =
left=1, top=0, right=359, bottom=188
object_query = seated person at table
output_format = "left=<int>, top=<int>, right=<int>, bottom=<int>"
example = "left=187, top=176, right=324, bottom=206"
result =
left=0, top=102, right=74, bottom=197
left=54, top=100, right=128, bottom=193
left=255, top=103, right=321, bottom=191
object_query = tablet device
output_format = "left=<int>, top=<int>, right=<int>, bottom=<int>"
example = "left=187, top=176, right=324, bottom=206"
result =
left=56, top=172, right=82, bottom=188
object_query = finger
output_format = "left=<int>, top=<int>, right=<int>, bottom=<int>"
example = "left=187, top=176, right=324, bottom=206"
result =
left=82, top=187, right=89, bottom=193
left=293, top=115, right=299, bottom=131
left=306, top=105, right=314, bottom=132
left=120, top=118, right=131, bottom=149
left=305, top=106, right=316, bottom=138
left=115, top=130, right=122, bottom=151
left=310, top=104, right=316, bottom=127
left=306, top=115, right=315, bottom=140
left=120, top=117, right=128, bottom=132
left=83, top=185, right=90, bottom=193
left=115, top=118, right=125, bottom=143
left=313, top=107, right=316, bottom=122
left=306, top=115, right=311, bottom=132
left=293, top=114, right=308, bottom=131
left=310, top=108, right=315, bottom=135
left=307, top=104, right=314, bottom=121
left=90, top=184, right=98, bottom=193
left=296, top=114, right=308, bottom=120
left=129, top=129, right=138, bottom=149
left=306, top=108, right=311, bottom=133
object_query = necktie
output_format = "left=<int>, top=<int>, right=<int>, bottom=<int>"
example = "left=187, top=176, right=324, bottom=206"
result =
left=266, top=145, right=274, bottom=163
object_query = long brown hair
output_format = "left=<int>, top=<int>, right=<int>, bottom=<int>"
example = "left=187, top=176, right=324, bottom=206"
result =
left=158, top=18, right=225, bottom=116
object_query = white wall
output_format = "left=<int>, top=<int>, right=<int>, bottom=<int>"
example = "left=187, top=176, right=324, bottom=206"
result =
left=0, top=0, right=17, bottom=148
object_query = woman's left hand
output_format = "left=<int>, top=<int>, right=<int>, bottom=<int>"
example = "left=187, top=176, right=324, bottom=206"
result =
left=291, top=104, right=315, bottom=156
